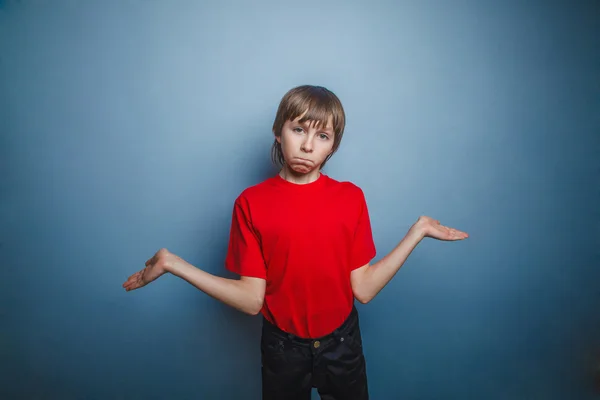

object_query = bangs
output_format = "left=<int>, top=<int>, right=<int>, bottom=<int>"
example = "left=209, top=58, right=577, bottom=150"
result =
left=282, top=88, right=344, bottom=134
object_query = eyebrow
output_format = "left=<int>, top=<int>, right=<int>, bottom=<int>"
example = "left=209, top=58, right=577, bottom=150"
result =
left=299, top=120, right=334, bottom=133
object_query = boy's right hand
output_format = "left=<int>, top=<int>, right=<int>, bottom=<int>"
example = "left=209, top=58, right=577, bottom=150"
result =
left=122, top=248, right=178, bottom=291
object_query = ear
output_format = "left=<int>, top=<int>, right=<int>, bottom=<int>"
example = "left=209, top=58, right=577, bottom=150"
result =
left=273, top=129, right=281, bottom=144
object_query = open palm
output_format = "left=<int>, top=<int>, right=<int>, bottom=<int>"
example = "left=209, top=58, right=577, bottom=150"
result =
left=122, top=248, right=172, bottom=291
left=415, top=216, right=469, bottom=241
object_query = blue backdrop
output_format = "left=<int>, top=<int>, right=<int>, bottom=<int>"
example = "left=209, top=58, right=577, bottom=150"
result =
left=1, top=1, right=599, bottom=399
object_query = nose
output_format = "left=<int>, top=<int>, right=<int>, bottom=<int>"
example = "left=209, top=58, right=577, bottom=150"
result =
left=301, top=136, right=314, bottom=152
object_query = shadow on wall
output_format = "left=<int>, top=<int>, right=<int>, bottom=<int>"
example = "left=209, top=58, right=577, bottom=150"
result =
left=594, top=350, right=600, bottom=394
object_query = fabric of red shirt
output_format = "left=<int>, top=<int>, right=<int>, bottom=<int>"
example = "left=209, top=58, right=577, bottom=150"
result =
left=225, top=172, right=376, bottom=338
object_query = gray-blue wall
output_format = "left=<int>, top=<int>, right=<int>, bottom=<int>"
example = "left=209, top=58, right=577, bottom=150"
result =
left=2, top=1, right=599, bottom=399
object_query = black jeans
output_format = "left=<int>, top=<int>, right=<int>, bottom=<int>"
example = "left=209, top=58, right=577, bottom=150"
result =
left=261, top=305, right=369, bottom=400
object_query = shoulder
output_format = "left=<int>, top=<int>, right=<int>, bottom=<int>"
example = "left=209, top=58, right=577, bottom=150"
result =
left=234, top=175, right=279, bottom=206
left=323, top=174, right=367, bottom=199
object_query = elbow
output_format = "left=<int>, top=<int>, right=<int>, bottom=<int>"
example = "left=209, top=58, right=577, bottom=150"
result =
left=237, top=277, right=266, bottom=316
left=247, top=307, right=261, bottom=316
left=246, top=298, right=264, bottom=316
left=351, top=266, right=374, bottom=305
left=352, top=280, right=373, bottom=304
left=354, top=291, right=372, bottom=305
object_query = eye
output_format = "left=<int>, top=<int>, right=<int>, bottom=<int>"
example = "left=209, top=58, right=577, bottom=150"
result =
left=319, top=133, right=329, bottom=140
left=293, top=127, right=304, bottom=133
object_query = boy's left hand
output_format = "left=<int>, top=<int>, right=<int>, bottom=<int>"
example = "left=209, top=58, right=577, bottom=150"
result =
left=411, top=216, right=469, bottom=241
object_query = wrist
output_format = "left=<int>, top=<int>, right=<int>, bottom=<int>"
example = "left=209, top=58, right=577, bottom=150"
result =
left=407, top=223, right=426, bottom=242
left=164, top=256, right=185, bottom=275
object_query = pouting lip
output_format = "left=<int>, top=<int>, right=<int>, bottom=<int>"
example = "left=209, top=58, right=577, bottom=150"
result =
left=294, top=157, right=313, bottom=163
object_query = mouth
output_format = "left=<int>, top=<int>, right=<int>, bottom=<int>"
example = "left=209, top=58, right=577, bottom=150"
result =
left=294, top=157, right=312, bottom=163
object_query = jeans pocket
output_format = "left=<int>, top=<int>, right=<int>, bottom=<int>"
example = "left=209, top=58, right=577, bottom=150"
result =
left=262, top=335, right=285, bottom=355
left=342, top=329, right=363, bottom=354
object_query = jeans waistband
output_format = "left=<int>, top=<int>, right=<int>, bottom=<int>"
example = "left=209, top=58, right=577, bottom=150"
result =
left=262, top=305, right=359, bottom=344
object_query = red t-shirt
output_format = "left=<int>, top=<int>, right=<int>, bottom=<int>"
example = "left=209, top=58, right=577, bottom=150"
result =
left=225, top=172, right=376, bottom=338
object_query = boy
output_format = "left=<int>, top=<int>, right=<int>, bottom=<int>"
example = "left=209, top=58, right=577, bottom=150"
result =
left=123, top=85, right=468, bottom=399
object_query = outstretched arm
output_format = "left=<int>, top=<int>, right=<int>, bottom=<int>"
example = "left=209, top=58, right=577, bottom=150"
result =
left=122, top=248, right=265, bottom=315
left=350, top=216, right=468, bottom=304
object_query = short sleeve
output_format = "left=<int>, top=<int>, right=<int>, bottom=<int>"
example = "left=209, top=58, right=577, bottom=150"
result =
left=350, top=188, right=377, bottom=271
left=224, top=195, right=267, bottom=279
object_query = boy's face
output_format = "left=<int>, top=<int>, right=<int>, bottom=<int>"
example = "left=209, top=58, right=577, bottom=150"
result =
left=276, top=113, right=335, bottom=174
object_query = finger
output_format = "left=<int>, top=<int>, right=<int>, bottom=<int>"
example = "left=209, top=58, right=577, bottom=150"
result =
left=124, top=273, right=140, bottom=286
left=450, top=230, right=468, bottom=240
left=440, top=226, right=454, bottom=235
left=124, top=271, right=141, bottom=285
left=439, top=227, right=461, bottom=241
left=441, top=225, right=469, bottom=238
left=122, top=274, right=138, bottom=287
left=125, top=276, right=144, bottom=291
left=125, top=283, right=140, bottom=291
left=123, top=270, right=146, bottom=289
left=450, top=228, right=468, bottom=238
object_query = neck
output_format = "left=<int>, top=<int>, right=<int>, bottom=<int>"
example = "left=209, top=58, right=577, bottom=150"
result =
left=279, top=164, right=321, bottom=185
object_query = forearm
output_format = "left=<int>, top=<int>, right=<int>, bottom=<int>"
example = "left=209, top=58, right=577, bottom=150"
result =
left=166, top=260, right=263, bottom=315
left=355, top=228, right=424, bottom=303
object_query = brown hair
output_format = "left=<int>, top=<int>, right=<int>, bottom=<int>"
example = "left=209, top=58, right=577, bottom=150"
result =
left=271, top=85, right=346, bottom=169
